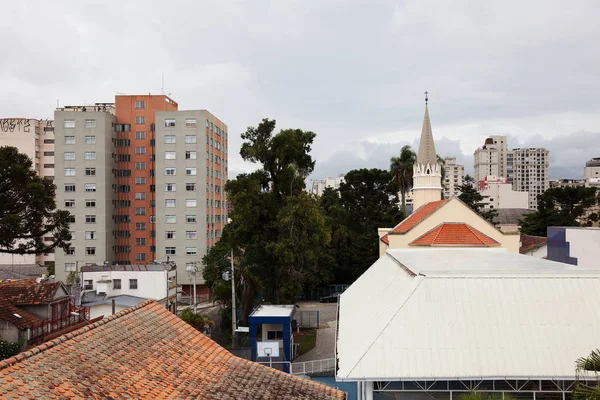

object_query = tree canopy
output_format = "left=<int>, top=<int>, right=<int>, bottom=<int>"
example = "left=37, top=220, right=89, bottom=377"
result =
left=390, top=145, right=416, bottom=214
left=457, top=174, right=498, bottom=223
left=0, top=146, right=72, bottom=255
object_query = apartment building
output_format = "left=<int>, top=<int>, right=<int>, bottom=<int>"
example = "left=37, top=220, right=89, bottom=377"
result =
left=479, top=175, right=529, bottom=209
left=584, top=158, right=600, bottom=187
left=442, top=157, right=464, bottom=198
left=54, top=105, right=116, bottom=283
left=155, top=110, right=228, bottom=290
left=0, top=118, right=55, bottom=267
left=311, top=174, right=345, bottom=196
left=509, top=147, right=550, bottom=209
left=473, top=135, right=508, bottom=184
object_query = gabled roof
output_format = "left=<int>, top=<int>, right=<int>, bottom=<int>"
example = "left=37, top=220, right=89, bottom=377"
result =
left=0, top=280, right=68, bottom=305
left=0, top=295, right=42, bottom=329
left=0, top=300, right=345, bottom=399
left=410, top=222, right=500, bottom=247
left=520, top=234, right=547, bottom=253
left=390, top=199, right=448, bottom=234
left=337, top=248, right=600, bottom=381
left=380, top=234, right=390, bottom=245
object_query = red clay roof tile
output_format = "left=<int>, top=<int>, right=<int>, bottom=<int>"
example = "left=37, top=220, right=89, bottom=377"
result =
left=0, top=280, right=65, bottom=305
left=391, top=200, right=448, bottom=234
left=381, top=234, right=389, bottom=245
left=520, top=234, right=547, bottom=253
left=0, top=295, right=42, bottom=329
left=410, top=222, right=500, bottom=246
left=0, top=300, right=345, bottom=400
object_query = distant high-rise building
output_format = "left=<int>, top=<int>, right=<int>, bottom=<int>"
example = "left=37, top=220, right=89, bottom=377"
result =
left=311, top=175, right=345, bottom=196
left=584, top=158, right=600, bottom=187
left=0, top=118, right=55, bottom=267
left=509, top=147, right=549, bottom=209
left=442, top=157, right=464, bottom=198
left=473, top=136, right=508, bottom=184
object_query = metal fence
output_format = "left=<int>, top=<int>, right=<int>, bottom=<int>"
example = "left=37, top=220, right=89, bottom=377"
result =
left=296, top=310, right=320, bottom=328
left=291, top=358, right=336, bottom=375
left=300, top=284, right=349, bottom=301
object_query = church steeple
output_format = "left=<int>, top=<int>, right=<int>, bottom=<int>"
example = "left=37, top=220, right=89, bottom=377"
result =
left=417, top=104, right=437, bottom=166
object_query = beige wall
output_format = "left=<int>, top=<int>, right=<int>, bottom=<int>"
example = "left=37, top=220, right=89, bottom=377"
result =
left=481, top=183, right=529, bottom=209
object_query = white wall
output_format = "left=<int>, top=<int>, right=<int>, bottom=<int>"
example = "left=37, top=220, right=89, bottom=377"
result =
left=88, top=303, right=129, bottom=319
left=565, top=228, right=600, bottom=268
left=81, top=269, right=176, bottom=301
left=0, top=321, right=20, bottom=343
left=261, top=323, right=284, bottom=349
left=481, top=183, right=529, bottom=209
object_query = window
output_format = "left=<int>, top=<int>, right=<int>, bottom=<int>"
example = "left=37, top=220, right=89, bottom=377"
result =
left=83, top=280, right=93, bottom=290
left=135, top=131, right=146, bottom=139
left=64, top=168, right=76, bottom=176
left=113, top=279, right=121, bottom=289
left=185, top=151, right=197, bottom=160
left=166, top=247, right=176, bottom=255
left=135, top=147, right=146, bottom=155
left=66, top=247, right=75, bottom=255
left=166, top=215, right=176, bottom=224
left=165, top=151, right=176, bottom=160
left=135, top=116, right=145, bottom=124
left=185, top=168, right=197, bottom=176
left=85, top=183, right=96, bottom=192
left=184, top=247, right=197, bottom=256
left=85, top=247, right=96, bottom=256
left=135, top=192, right=146, bottom=200
left=185, top=118, right=197, bottom=128
left=186, top=199, right=197, bottom=207
left=64, top=184, right=76, bottom=192
left=44, top=139, right=55, bottom=144
left=186, top=183, right=196, bottom=191
left=135, top=207, right=146, bottom=215
left=165, top=183, right=176, bottom=192
left=64, top=119, right=75, bottom=128
left=165, top=199, right=176, bottom=208
left=64, top=136, right=75, bottom=145
left=65, top=199, right=75, bottom=207
left=85, top=215, right=96, bottom=223
left=165, top=231, right=176, bottom=239
left=165, top=167, right=176, bottom=176
left=134, top=238, right=146, bottom=246
left=84, top=119, right=96, bottom=128
left=85, top=136, right=96, bottom=144
left=135, top=162, right=146, bottom=170
left=43, top=163, right=55, bottom=168
left=85, top=152, right=96, bottom=160
left=135, top=222, right=146, bottom=230
left=135, top=177, right=146, bottom=185
left=85, top=199, right=96, bottom=207
left=134, top=101, right=146, bottom=109
left=267, top=331, right=284, bottom=340
left=165, top=135, right=176, bottom=144
left=129, top=279, right=138, bottom=289
left=85, top=231, right=96, bottom=240
left=186, top=215, right=197, bottom=223
left=85, top=167, right=96, bottom=176
left=64, top=152, right=75, bottom=161
left=65, top=263, right=76, bottom=272
left=185, top=135, right=197, bottom=144
left=164, top=118, right=176, bottom=127
left=135, top=253, right=146, bottom=261
left=186, top=231, right=197, bottom=239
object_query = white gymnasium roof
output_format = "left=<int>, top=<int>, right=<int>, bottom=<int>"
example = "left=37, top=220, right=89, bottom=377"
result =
left=336, top=248, right=600, bottom=381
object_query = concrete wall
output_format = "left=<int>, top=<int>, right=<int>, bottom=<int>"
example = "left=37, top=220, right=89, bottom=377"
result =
left=20, top=304, right=49, bottom=320
left=548, top=227, right=600, bottom=268
left=81, top=269, right=176, bottom=301
left=0, top=321, right=20, bottom=343
left=481, top=183, right=529, bottom=209
left=261, top=323, right=284, bottom=349
left=88, top=303, right=129, bottom=319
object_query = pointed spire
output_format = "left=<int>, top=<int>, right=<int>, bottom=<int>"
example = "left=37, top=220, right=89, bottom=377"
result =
left=417, top=103, right=437, bottom=166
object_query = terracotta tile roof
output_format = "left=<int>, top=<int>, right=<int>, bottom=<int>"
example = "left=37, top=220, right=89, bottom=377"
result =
left=410, top=223, right=500, bottom=247
left=0, top=279, right=64, bottom=305
left=391, top=200, right=448, bottom=234
left=381, top=234, right=390, bottom=245
left=0, top=300, right=345, bottom=400
left=0, top=295, right=42, bottom=329
left=520, top=234, right=547, bottom=254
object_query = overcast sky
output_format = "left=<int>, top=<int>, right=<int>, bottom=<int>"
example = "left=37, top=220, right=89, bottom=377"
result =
left=2, top=0, right=599, bottom=180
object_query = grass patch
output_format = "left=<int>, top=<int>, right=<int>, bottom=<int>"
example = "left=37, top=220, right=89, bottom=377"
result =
left=295, top=329, right=317, bottom=356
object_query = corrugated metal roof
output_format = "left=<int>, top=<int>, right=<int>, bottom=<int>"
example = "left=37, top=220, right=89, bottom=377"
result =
left=337, top=249, right=600, bottom=381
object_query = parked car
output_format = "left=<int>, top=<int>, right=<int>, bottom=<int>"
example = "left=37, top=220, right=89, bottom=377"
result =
left=319, top=292, right=341, bottom=303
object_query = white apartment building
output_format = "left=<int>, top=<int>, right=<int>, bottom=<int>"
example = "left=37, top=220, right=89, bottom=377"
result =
left=509, top=147, right=550, bottom=209
left=311, top=175, right=345, bottom=196
left=479, top=175, right=529, bottom=209
left=442, top=157, right=464, bottom=198
left=0, top=118, right=56, bottom=267
left=155, top=110, right=228, bottom=287
left=53, top=105, right=116, bottom=283
left=473, top=136, right=508, bottom=185
left=584, top=158, right=600, bottom=187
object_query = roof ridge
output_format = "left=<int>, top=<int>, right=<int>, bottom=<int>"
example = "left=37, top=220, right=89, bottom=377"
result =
left=431, top=223, right=445, bottom=243
left=0, top=298, right=156, bottom=371
left=464, top=224, right=499, bottom=245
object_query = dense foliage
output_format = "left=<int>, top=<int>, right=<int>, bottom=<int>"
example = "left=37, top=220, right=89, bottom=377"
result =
left=574, top=349, right=600, bottom=400
left=458, top=175, right=498, bottom=223
left=390, top=145, right=416, bottom=214
left=0, top=340, right=22, bottom=361
left=0, top=146, right=72, bottom=255
left=179, top=308, right=214, bottom=336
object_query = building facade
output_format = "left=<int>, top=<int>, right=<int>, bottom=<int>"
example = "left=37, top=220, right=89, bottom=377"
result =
left=473, top=135, right=508, bottom=184
left=479, top=175, right=529, bottom=209
left=311, top=175, right=345, bottom=196
left=442, top=157, right=464, bottom=198
left=584, top=158, right=600, bottom=187
left=0, top=118, right=55, bottom=267
left=549, top=178, right=585, bottom=188
left=509, top=147, right=550, bottom=209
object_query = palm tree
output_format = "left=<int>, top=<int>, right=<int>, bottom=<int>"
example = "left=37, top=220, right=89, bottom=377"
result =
left=179, top=307, right=215, bottom=337
left=390, top=145, right=417, bottom=215
left=437, top=154, right=446, bottom=199
left=574, top=349, right=600, bottom=400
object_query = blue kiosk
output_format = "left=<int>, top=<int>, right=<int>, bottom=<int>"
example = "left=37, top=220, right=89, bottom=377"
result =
left=248, top=304, right=295, bottom=373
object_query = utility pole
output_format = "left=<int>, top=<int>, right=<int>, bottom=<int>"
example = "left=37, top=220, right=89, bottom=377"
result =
left=231, top=248, right=236, bottom=347
left=192, top=262, right=198, bottom=313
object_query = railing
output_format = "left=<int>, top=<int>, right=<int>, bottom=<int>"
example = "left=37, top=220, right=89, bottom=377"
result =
left=291, top=358, right=336, bottom=375
left=29, top=299, right=90, bottom=344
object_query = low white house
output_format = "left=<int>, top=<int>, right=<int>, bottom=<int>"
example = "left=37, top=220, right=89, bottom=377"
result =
left=79, top=263, right=177, bottom=316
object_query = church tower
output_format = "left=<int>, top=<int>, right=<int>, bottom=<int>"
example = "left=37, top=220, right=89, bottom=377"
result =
left=412, top=93, right=443, bottom=210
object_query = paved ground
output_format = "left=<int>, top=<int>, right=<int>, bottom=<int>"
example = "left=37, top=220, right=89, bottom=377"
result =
left=294, top=301, right=337, bottom=362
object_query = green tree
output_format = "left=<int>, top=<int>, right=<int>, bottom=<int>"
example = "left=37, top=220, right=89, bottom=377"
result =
left=458, top=175, right=498, bottom=223
left=520, top=187, right=598, bottom=236
left=574, top=349, right=600, bottom=400
left=390, top=145, right=417, bottom=214
left=438, top=154, right=446, bottom=199
left=179, top=307, right=214, bottom=336
left=458, top=393, right=516, bottom=400
left=46, top=262, right=55, bottom=276
left=0, top=146, right=72, bottom=255
left=0, top=340, right=22, bottom=361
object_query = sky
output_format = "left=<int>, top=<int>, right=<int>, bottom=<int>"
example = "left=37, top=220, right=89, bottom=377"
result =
left=2, top=0, right=600, bottom=180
